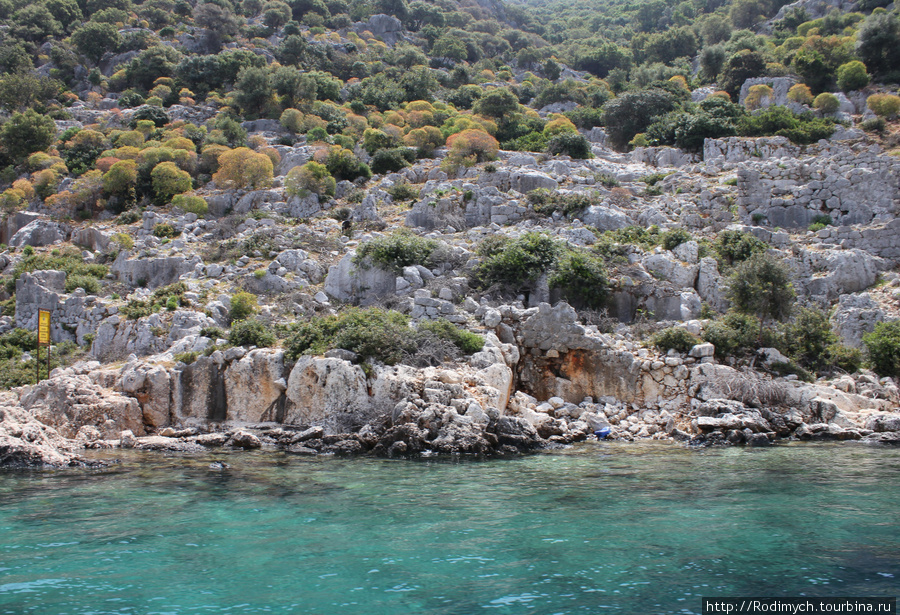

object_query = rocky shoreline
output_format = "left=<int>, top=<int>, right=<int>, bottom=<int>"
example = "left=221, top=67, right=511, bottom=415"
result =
left=3, top=300, right=899, bottom=469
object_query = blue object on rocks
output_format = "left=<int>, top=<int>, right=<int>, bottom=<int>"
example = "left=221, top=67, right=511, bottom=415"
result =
left=594, top=427, right=611, bottom=439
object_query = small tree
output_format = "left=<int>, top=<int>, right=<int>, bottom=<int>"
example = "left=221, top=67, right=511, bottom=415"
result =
left=102, top=159, right=138, bottom=195
left=446, top=129, right=499, bottom=166
left=727, top=253, right=795, bottom=335
left=213, top=147, right=274, bottom=189
left=813, top=92, right=840, bottom=114
left=786, top=83, right=814, bottom=105
left=0, top=109, right=56, bottom=163
left=229, top=291, right=258, bottom=322
left=285, top=161, right=335, bottom=198
left=71, top=22, right=121, bottom=64
left=151, top=161, right=192, bottom=204
left=863, top=320, right=900, bottom=379
left=836, top=60, right=869, bottom=92
left=867, top=94, right=900, bottom=118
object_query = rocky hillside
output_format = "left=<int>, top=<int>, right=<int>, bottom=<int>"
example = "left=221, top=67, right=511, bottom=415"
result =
left=0, top=0, right=899, bottom=466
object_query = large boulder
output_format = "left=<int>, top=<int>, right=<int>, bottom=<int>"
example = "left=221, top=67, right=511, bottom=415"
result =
left=9, top=219, right=70, bottom=247
left=110, top=252, right=200, bottom=289
left=19, top=373, right=145, bottom=439
left=323, top=252, right=396, bottom=305
left=224, top=349, right=287, bottom=422
left=119, top=362, right=172, bottom=429
left=831, top=293, right=885, bottom=348
left=284, top=356, right=373, bottom=433
left=0, top=394, right=83, bottom=467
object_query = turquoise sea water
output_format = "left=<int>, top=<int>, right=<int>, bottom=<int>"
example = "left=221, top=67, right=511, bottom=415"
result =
left=1, top=442, right=898, bottom=615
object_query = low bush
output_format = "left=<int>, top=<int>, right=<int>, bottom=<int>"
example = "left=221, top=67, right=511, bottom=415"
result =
left=370, top=147, right=416, bottom=174
left=549, top=250, right=609, bottom=310
left=781, top=307, right=860, bottom=375
left=354, top=231, right=438, bottom=274
left=473, top=232, right=562, bottom=293
left=863, top=320, right=900, bottom=379
left=417, top=319, right=484, bottom=354
left=386, top=182, right=419, bottom=201
left=285, top=161, right=335, bottom=198
left=653, top=327, right=700, bottom=353
left=661, top=228, right=692, bottom=251
left=171, top=194, right=208, bottom=216
left=702, top=311, right=780, bottom=359
left=65, top=274, right=101, bottom=294
left=229, top=291, right=258, bottom=322
left=712, top=230, right=767, bottom=269
left=546, top=132, right=591, bottom=159
left=285, top=308, right=416, bottom=365
left=229, top=318, right=276, bottom=348
left=527, top=190, right=595, bottom=219
left=152, top=223, right=179, bottom=238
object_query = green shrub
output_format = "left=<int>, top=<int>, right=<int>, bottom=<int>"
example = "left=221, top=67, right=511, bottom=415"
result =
left=863, top=320, right=900, bottom=379
left=661, top=228, right=692, bottom=251
left=653, top=327, right=700, bottom=353
left=171, top=194, right=208, bottom=216
left=370, top=147, right=416, bottom=174
left=200, top=326, right=226, bottom=339
left=417, top=319, right=484, bottom=354
left=546, top=132, right=591, bottom=159
left=354, top=231, right=438, bottom=274
left=836, top=60, right=869, bottom=92
left=229, top=318, right=275, bottom=348
left=285, top=161, right=336, bottom=198
left=473, top=232, right=563, bottom=292
left=549, top=250, right=609, bottom=309
left=325, top=147, right=371, bottom=182
left=121, top=299, right=155, bottom=319
left=712, top=230, right=767, bottom=268
left=728, top=253, right=795, bottom=324
left=386, top=182, right=419, bottom=201
left=866, top=94, right=900, bottom=118
left=527, top=190, right=595, bottom=219
left=813, top=93, right=840, bottom=114
left=229, top=291, right=258, bottom=322
left=152, top=223, right=179, bottom=238
left=65, top=274, right=101, bottom=294
left=702, top=312, right=778, bottom=358
left=174, top=351, right=199, bottom=364
left=285, top=308, right=416, bottom=365
left=12, top=249, right=108, bottom=285
left=861, top=118, right=886, bottom=133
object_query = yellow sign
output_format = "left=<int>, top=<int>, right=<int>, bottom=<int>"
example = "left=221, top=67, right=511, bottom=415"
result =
left=38, top=310, right=50, bottom=345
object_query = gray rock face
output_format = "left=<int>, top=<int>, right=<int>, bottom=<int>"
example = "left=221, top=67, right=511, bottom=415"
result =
left=510, top=171, right=558, bottom=193
left=736, top=141, right=900, bottom=229
left=0, top=394, right=85, bottom=467
left=20, top=373, right=144, bottom=439
left=224, top=349, right=286, bottom=423
left=324, top=252, right=396, bottom=305
left=796, top=248, right=884, bottom=301
left=581, top=205, right=632, bottom=231
left=287, top=193, right=322, bottom=219
left=16, top=272, right=111, bottom=345
left=9, top=220, right=70, bottom=247
left=71, top=227, right=111, bottom=252
left=284, top=356, right=372, bottom=433
left=241, top=119, right=286, bottom=134
left=356, top=14, right=404, bottom=45
left=704, top=136, right=799, bottom=165
left=632, top=147, right=698, bottom=168
left=738, top=77, right=798, bottom=107
left=91, top=314, right=170, bottom=362
left=831, top=293, right=885, bottom=348
left=110, top=252, right=200, bottom=289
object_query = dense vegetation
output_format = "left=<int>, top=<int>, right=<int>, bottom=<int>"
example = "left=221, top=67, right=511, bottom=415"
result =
left=0, top=0, right=896, bottom=220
